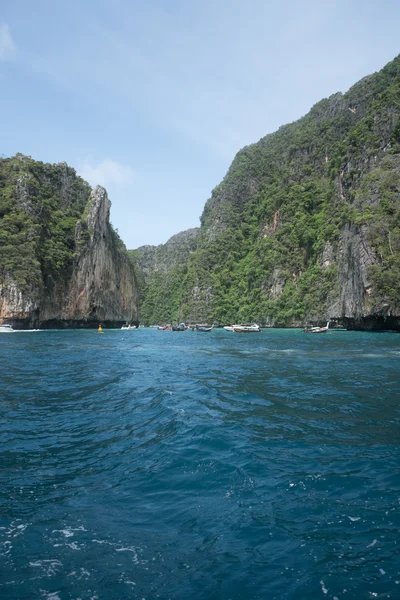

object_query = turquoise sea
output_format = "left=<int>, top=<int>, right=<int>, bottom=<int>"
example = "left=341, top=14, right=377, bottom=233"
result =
left=0, top=328, right=399, bottom=600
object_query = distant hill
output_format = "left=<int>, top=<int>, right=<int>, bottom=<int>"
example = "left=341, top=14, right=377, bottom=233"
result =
left=130, top=228, right=200, bottom=324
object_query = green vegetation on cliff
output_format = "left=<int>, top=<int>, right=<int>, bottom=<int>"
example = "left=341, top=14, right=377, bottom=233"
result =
left=135, top=55, right=400, bottom=326
left=0, top=154, right=91, bottom=293
left=133, top=229, right=200, bottom=324
left=0, top=155, right=138, bottom=327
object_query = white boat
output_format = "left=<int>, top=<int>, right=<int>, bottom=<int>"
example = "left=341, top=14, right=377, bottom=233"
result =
left=0, top=324, right=14, bottom=333
left=224, top=325, right=240, bottom=332
left=303, top=321, right=330, bottom=334
left=121, top=324, right=137, bottom=330
left=233, top=324, right=261, bottom=333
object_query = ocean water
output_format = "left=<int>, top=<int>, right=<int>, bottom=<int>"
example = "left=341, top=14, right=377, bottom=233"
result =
left=0, top=328, right=399, bottom=600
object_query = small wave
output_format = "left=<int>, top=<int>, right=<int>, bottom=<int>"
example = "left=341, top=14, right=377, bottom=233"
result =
left=1, top=329, right=399, bottom=599
left=40, top=592, right=62, bottom=600
left=320, top=580, right=328, bottom=594
left=29, top=559, right=62, bottom=576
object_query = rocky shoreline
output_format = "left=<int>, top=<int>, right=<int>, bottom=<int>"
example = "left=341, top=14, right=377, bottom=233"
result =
left=6, top=319, right=140, bottom=330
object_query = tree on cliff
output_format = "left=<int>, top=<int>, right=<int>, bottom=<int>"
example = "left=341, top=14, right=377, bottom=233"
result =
left=134, top=55, right=400, bottom=328
left=0, top=155, right=139, bottom=327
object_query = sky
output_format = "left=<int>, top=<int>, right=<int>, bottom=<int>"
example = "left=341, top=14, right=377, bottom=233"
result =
left=1, top=0, right=399, bottom=248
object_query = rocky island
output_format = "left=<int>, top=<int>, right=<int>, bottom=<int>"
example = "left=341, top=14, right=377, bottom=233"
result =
left=0, top=155, right=138, bottom=329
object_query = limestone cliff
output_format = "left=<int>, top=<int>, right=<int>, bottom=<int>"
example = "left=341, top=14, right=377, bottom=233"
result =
left=136, top=55, right=400, bottom=330
left=134, top=228, right=200, bottom=280
left=0, top=155, right=138, bottom=328
left=130, top=228, right=200, bottom=325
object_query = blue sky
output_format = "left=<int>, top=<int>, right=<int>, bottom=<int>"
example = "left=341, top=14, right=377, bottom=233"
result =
left=1, top=0, right=399, bottom=248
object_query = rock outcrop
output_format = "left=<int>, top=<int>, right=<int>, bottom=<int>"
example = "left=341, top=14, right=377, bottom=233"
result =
left=130, top=228, right=200, bottom=325
left=134, top=228, right=200, bottom=280
left=0, top=156, right=138, bottom=328
left=135, top=55, right=400, bottom=330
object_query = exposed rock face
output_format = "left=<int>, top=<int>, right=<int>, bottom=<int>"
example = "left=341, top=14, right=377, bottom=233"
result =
left=135, top=55, right=400, bottom=330
left=0, top=280, right=38, bottom=321
left=135, top=228, right=200, bottom=281
left=267, top=268, right=285, bottom=301
left=0, top=157, right=138, bottom=328
left=130, top=228, right=200, bottom=325
left=329, top=224, right=377, bottom=320
left=39, top=187, right=138, bottom=327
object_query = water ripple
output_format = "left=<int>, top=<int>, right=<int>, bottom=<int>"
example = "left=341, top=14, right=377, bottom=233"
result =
left=0, top=329, right=399, bottom=599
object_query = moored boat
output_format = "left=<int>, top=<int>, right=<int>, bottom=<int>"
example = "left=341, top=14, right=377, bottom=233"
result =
left=232, top=324, right=261, bottom=333
left=303, top=321, right=330, bottom=334
left=172, top=323, right=187, bottom=331
left=195, top=324, right=214, bottom=332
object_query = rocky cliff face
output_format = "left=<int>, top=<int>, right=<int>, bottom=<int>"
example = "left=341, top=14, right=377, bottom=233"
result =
left=134, top=228, right=200, bottom=280
left=130, top=228, right=200, bottom=325
left=0, top=156, right=138, bottom=328
left=326, top=153, right=400, bottom=330
left=38, top=186, right=139, bottom=328
left=136, top=55, right=400, bottom=330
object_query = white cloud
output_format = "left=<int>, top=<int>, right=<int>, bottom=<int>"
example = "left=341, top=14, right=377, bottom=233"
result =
left=0, top=23, right=16, bottom=61
left=79, top=157, right=134, bottom=188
